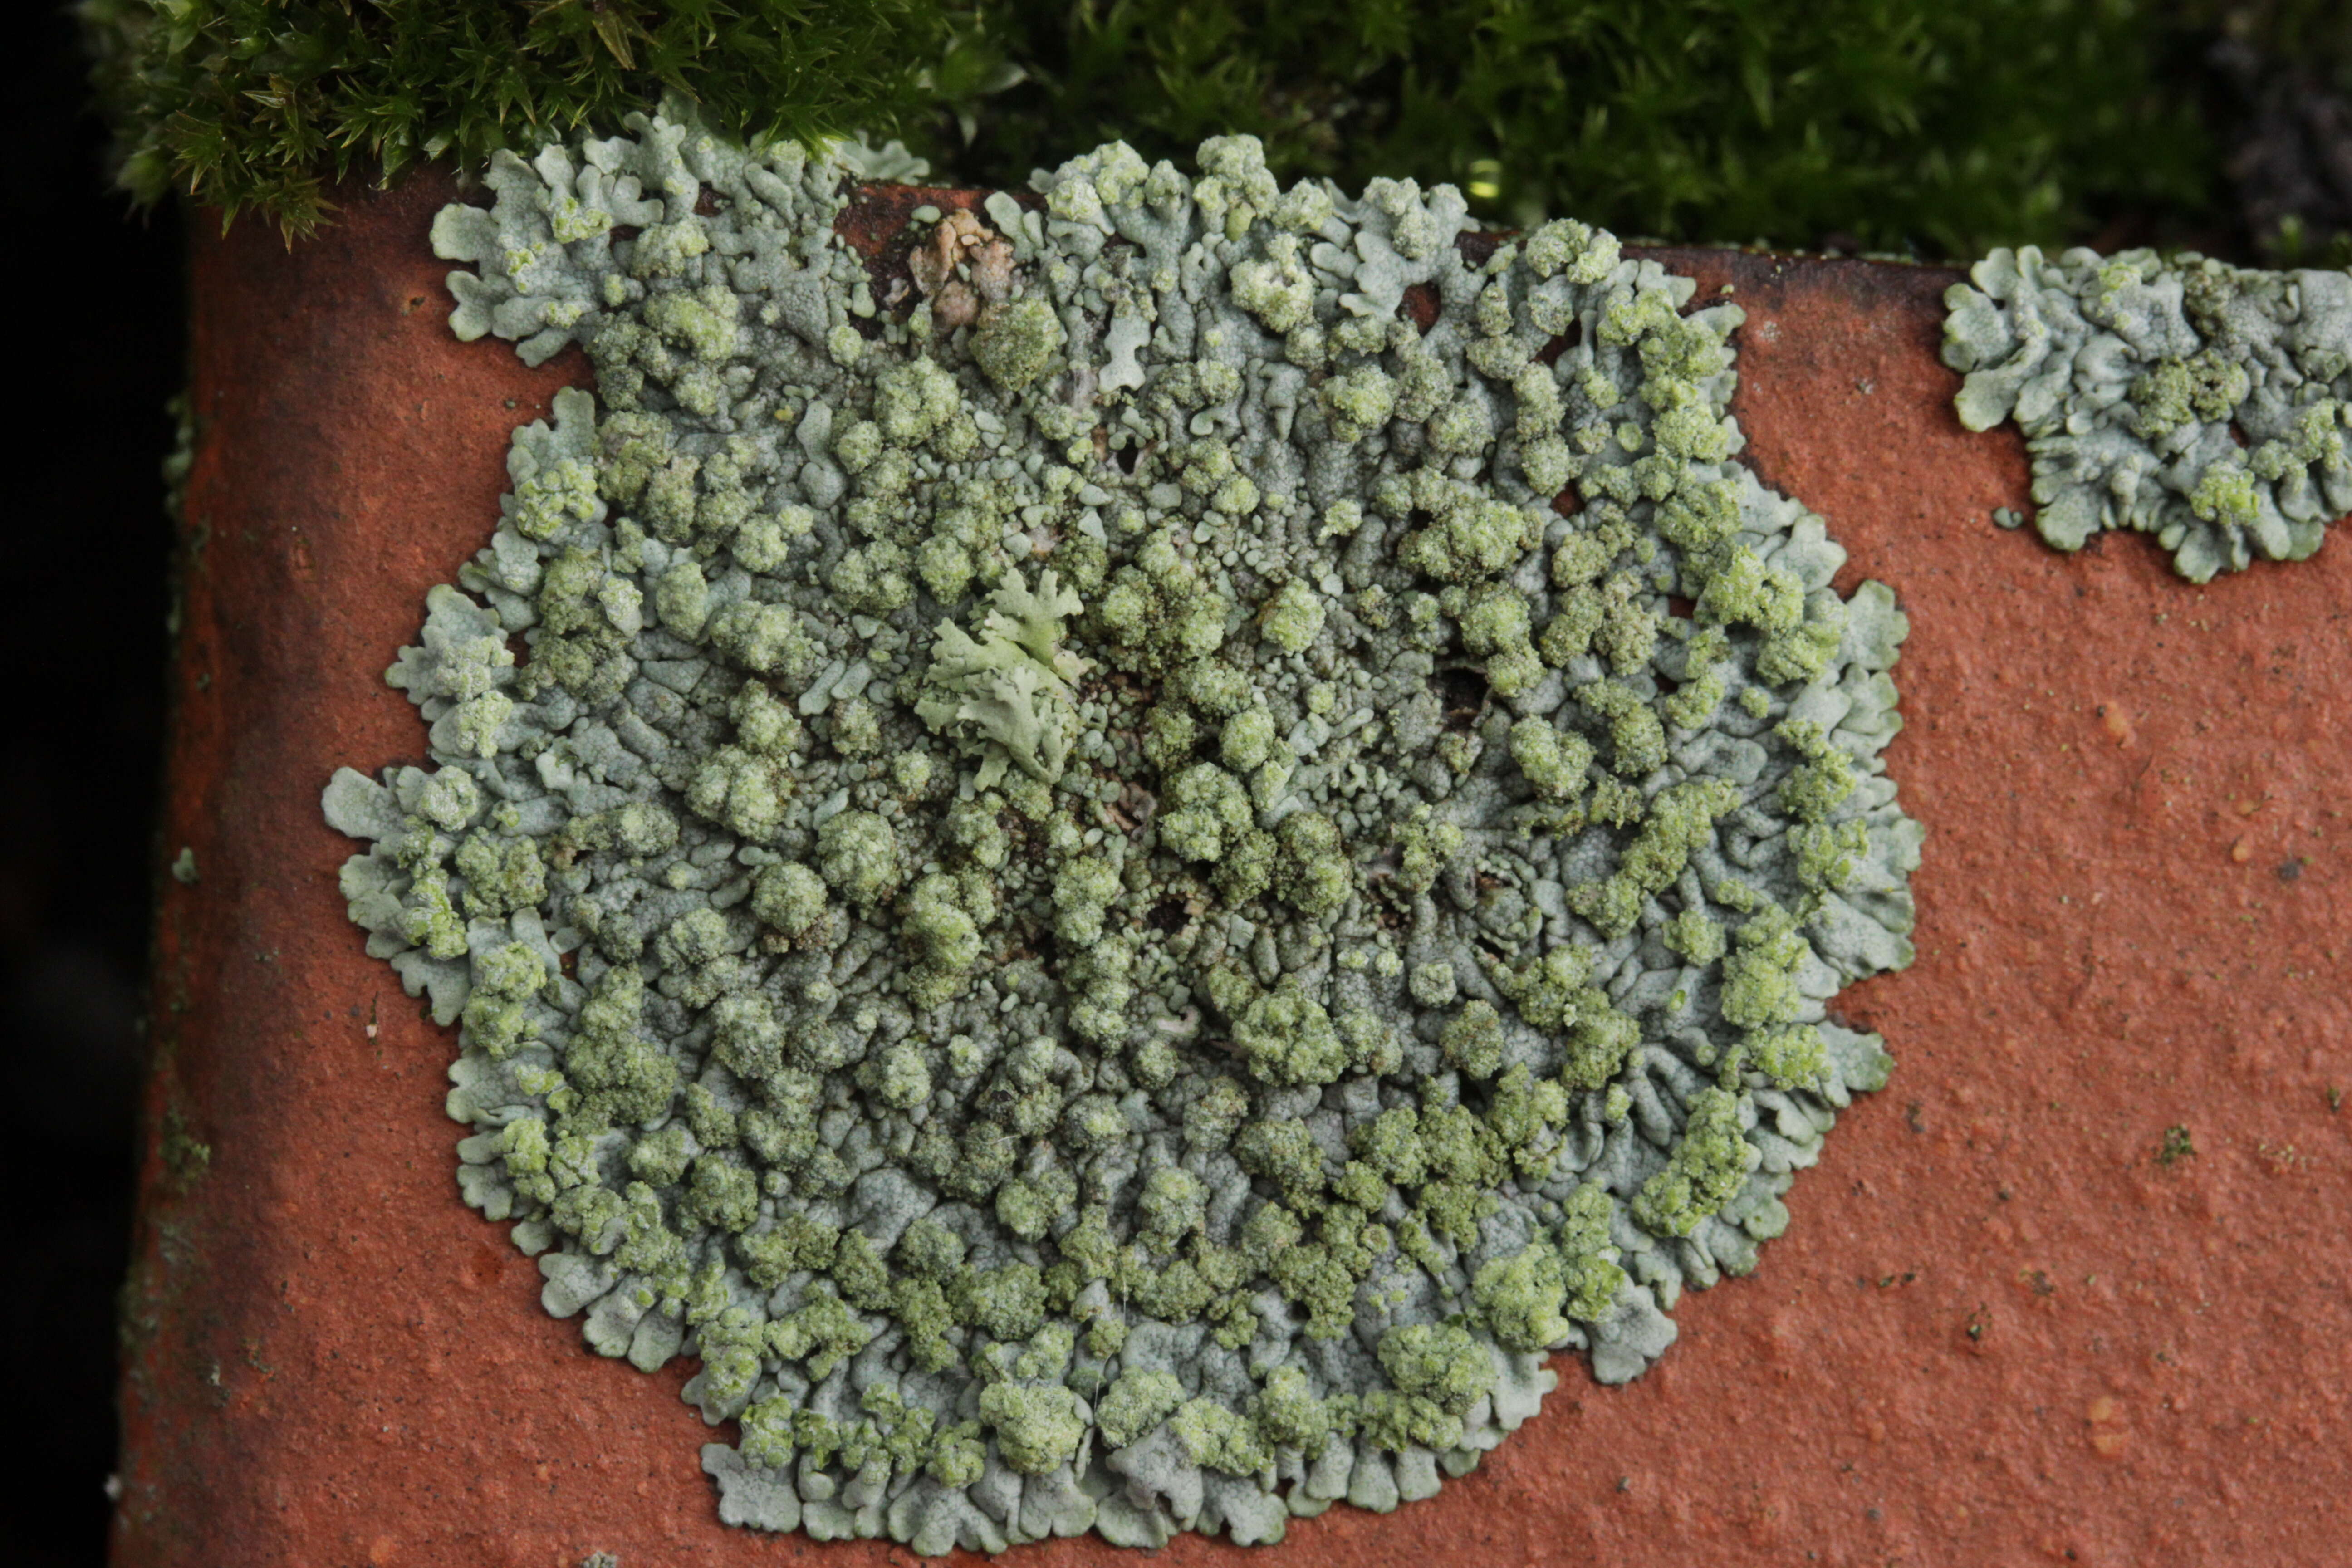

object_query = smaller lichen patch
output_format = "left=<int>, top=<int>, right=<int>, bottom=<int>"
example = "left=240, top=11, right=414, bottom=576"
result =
left=1943, top=246, right=2352, bottom=580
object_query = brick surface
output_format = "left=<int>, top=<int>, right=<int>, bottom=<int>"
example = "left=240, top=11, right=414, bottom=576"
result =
left=117, top=170, right=2352, bottom=1568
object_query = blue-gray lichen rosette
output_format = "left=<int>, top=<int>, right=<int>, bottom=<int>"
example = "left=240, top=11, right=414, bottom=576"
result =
left=324, top=113, right=1919, bottom=1553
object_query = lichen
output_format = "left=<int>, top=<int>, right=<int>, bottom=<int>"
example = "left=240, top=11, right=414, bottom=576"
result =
left=915, top=568, right=1088, bottom=786
left=1942, top=245, right=2352, bottom=580
left=325, top=108, right=1916, bottom=1556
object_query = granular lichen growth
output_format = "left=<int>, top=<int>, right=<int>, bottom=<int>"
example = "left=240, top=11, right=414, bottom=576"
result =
left=324, top=113, right=1919, bottom=1553
left=1943, top=246, right=2352, bottom=581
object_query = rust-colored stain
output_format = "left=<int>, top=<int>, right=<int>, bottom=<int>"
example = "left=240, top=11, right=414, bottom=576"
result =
left=119, top=171, right=2352, bottom=1568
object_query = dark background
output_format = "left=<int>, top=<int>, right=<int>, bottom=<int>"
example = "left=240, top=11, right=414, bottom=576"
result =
left=6, top=10, right=180, bottom=1565
left=5, top=4, right=2347, bottom=1564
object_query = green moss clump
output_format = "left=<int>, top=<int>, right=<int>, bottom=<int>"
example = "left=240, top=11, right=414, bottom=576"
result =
left=90, top=0, right=2240, bottom=269
left=85, top=0, right=944, bottom=235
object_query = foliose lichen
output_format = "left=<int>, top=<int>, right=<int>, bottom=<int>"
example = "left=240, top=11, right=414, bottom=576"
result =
left=1942, top=245, right=2352, bottom=580
left=324, top=108, right=1918, bottom=1554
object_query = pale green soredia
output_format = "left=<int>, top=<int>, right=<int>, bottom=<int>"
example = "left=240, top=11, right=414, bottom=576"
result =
left=323, top=104, right=1919, bottom=1555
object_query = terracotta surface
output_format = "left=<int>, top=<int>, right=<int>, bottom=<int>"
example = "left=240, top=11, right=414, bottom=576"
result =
left=118, top=171, right=2352, bottom=1568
